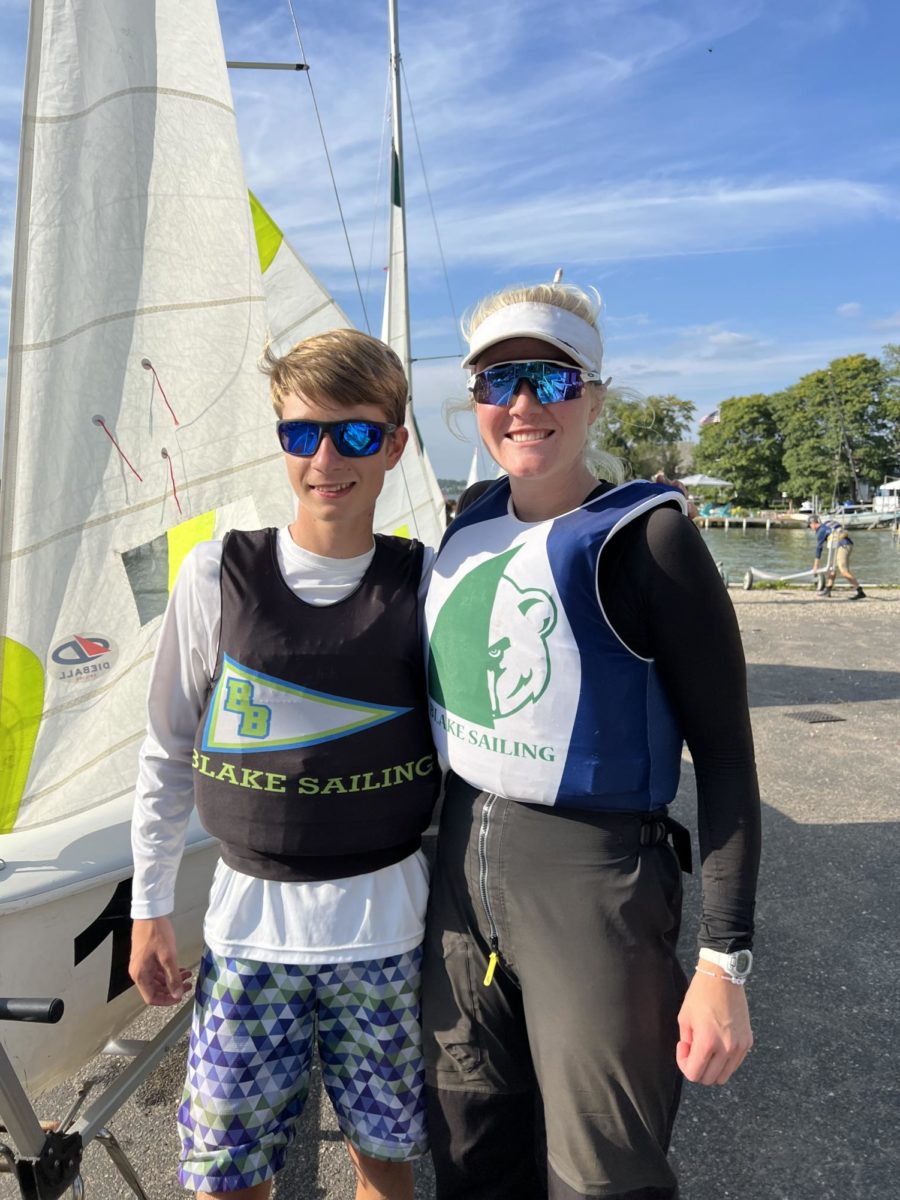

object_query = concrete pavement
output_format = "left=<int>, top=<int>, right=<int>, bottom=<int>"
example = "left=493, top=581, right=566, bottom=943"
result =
left=3, top=586, right=898, bottom=1199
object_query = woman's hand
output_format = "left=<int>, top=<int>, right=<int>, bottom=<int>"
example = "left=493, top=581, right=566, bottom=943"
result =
left=675, top=968, right=753, bottom=1085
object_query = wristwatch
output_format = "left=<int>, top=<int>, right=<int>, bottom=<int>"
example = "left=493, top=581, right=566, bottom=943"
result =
left=699, top=947, right=753, bottom=982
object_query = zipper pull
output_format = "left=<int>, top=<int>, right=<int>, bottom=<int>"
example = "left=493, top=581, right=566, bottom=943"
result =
left=483, top=941, right=499, bottom=987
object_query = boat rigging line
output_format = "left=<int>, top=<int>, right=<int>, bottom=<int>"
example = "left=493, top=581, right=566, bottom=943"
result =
left=284, top=0, right=372, bottom=333
left=400, top=60, right=464, bottom=357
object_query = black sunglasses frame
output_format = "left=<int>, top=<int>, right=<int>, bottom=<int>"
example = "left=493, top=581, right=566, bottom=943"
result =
left=276, top=418, right=398, bottom=458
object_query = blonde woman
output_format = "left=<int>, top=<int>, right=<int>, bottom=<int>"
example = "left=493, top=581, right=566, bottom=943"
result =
left=422, top=282, right=761, bottom=1200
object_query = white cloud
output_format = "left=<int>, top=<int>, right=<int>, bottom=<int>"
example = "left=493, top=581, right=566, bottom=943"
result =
left=703, top=330, right=765, bottom=355
left=837, top=302, right=861, bottom=317
left=213, top=0, right=794, bottom=291
left=407, top=179, right=899, bottom=274
left=775, top=0, right=866, bottom=38
left=871, top=311, right=900, bottom=331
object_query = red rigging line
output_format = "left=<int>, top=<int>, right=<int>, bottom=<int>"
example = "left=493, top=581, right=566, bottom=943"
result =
left=161, top=448, right=183, bottom=515
left=142, top=357, right=180, bottom=426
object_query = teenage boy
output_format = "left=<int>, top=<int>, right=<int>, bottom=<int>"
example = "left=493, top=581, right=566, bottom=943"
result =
left=129, top=329, right=439, bottom=1200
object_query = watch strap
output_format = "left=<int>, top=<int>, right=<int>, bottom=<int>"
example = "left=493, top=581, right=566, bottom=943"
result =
left=699, top=947, right=753, bottom=977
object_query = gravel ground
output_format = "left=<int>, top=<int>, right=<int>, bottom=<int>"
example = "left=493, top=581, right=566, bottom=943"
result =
left=3, top=585, right=898, bottom=1199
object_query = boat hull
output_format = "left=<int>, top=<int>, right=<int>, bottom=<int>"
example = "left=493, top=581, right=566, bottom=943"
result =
left=0, top=799, right=217, bottom=1097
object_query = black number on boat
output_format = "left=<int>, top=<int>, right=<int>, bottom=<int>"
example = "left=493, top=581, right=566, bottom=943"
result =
left=74, top=877, right=135, bottom=1002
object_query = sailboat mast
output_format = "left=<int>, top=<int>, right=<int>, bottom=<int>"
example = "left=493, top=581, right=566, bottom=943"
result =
left=386, top=0, right=412, bottom=382
left=375, top=0, right=448, bottom=544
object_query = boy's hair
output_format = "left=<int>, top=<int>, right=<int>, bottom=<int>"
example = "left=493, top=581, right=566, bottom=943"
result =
left=261, top=328, right=408, bottom=425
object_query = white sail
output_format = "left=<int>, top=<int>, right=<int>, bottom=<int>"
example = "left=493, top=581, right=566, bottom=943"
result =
left=376, top=0, right=446, bottom=546
left=0, top=0, right=286, bottom=836
left=251, top=191, right=353, bottom=355
left=466, top=449, right=480, bottom=490
left=466, top=445, right=503, bottom=489
left=0, top=0, right=279, bottom=1094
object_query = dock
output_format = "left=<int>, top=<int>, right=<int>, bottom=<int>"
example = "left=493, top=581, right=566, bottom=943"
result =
left=696, top=513, right=900, bottom=531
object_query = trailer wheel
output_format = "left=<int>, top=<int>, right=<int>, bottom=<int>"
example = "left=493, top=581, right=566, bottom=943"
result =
left=743, top=569, right=754, bottom=590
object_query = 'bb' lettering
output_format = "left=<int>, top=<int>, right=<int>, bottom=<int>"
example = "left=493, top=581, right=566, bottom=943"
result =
left=223, top=679, right=271, bottom=739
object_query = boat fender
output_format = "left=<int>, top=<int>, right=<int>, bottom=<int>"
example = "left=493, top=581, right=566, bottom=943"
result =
left=743, top=569, right=754, bottom=590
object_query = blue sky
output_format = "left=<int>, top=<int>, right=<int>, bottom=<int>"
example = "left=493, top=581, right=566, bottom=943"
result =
left=2, top=0, right=899, bottom=478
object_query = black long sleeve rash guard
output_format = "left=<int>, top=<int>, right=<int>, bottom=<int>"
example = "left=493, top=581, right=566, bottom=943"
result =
left=455, top=482, right=762, bottom=951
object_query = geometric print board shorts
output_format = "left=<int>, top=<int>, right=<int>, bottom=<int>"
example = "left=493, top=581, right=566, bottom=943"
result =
left=178, top=946, right=427, bottom=1192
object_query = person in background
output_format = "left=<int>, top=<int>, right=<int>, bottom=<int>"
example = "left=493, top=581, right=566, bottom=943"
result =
left=808, top=514, right=865, bottom=599
left=129, top=329, right=440, bottom=1200
left=422, top=280, right=761, bottom=1200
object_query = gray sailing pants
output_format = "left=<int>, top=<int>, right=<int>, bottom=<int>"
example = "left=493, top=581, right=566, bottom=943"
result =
left=422, top=774, right=686, bottom=1199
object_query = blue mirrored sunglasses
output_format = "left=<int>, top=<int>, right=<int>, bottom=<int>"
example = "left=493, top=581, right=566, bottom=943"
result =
left=276, top=418, right=397, bottom=458
left=468, top=360, right=601, bottom=407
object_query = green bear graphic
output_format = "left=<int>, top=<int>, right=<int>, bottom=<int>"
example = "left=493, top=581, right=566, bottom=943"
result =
left=429, top=548, right=557, bottom=729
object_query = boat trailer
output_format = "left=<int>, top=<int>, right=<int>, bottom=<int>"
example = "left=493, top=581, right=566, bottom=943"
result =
left=0, top=997, right=189, bottom=1200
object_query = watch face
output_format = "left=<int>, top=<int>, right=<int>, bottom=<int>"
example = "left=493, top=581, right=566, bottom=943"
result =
left=734, top=950, right=752, bottom=975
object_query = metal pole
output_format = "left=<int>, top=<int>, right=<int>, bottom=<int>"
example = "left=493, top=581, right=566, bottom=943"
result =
left=73, top=1004, right=192, bottom=1144
left=387, top=0, right=412, bottom=387
left=0, top=1042, right=45, bottom=1157
left=226, top=61, right=308, bottom=70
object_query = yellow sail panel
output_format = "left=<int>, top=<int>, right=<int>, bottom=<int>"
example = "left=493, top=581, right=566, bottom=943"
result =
left=0, top=639, right=45, bottom=832
left=167, top=510, right=217, bottom=592
left=249, top=190, right=283, bottom=274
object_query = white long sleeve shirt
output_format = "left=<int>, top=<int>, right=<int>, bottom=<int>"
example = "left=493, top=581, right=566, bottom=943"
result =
left=130, top=527, right=433, bottom=964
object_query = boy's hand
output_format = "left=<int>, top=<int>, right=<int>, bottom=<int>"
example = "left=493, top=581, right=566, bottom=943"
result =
left=129, top=917, right=192, bottom=1005
left=675, top=968, right=753, bottom=1085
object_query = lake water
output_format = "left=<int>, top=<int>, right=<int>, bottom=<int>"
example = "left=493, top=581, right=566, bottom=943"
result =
left=699, top=526, right=900, bottom=586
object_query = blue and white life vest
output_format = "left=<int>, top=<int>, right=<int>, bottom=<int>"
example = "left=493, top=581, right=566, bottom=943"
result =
left=424, top=479, right=685, bottom=811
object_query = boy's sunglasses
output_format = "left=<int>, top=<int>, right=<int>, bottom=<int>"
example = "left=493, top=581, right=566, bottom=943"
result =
left=276, top=418, right=397, bottom=458
left=468, top=360, right=602, bottom=407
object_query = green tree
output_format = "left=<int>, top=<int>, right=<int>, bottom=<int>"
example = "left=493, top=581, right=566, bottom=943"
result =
left=593, top=393, right=695, bottom=479
left=776, top=354, right=893, bottom=503
left=881, top=343, right=900, bottom=476
left=693, top=394, right=784, bottom=506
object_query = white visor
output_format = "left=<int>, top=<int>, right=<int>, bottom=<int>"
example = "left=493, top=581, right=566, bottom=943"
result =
left=462, top=301, right=604, bottom=375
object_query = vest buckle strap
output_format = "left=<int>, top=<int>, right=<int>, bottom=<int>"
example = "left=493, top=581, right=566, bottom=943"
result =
left=639, top=813, right=693, bottom=875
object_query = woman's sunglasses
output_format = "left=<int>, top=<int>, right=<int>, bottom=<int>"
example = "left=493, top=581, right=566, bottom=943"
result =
left=468, top=360, right=602, bottom=407
left=276, top=419, right=397, bottom=458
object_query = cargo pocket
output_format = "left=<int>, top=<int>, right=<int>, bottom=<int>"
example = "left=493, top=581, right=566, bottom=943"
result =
left=422, top=930, right=483, bottom=1080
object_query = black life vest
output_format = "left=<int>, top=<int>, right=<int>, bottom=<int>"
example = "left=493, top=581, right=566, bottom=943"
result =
left=193, top=528, right=439, bottom=881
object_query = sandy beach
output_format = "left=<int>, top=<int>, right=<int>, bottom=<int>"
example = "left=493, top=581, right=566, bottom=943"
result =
left=3, top=586, right=898, bottom=1200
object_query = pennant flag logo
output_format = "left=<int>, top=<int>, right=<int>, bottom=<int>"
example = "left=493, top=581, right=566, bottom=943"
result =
left=202, top=655, right=410, bottom=753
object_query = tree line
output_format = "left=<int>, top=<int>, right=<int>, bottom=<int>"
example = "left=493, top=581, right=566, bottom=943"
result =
left=592, top=344, right=900, bottom=507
